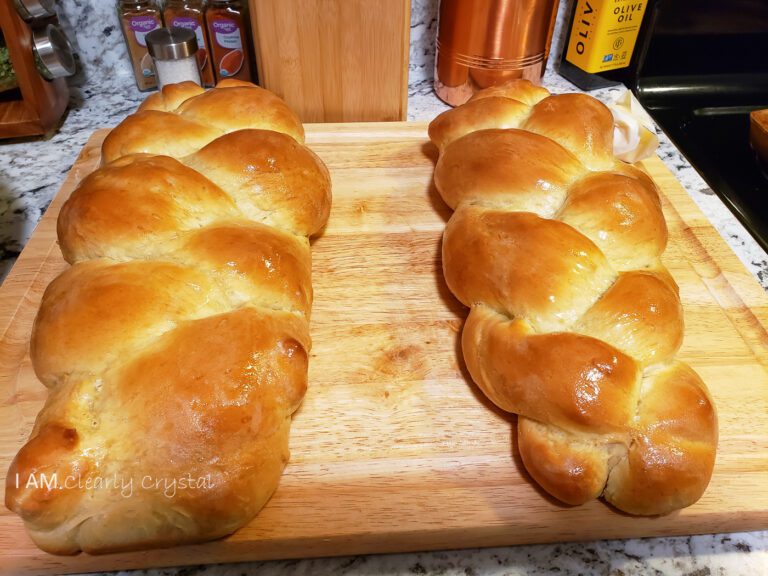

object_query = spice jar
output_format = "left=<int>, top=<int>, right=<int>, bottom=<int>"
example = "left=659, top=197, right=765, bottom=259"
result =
left=117, top=0, right=163, bottom=91
left=32, top=24, right=77, bottom=80
left=14, top=0, right=57, bottom=21
left=205, top=0, right=252, bottom=82
left=145, top=27, right=201, bottom=89
left=163, top=0, right=215, bottom=87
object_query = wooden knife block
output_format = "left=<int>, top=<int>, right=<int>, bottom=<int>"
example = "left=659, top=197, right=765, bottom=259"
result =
left=248, top=0, right=410, bottom=122
left=0, top=1, right=69, bottom=139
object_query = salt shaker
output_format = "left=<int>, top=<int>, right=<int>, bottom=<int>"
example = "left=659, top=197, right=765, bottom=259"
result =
left=145, top=27, right=201, bottom=90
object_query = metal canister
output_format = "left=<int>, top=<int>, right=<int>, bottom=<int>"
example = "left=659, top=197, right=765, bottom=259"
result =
left=434, top=0, right=560, bottom=106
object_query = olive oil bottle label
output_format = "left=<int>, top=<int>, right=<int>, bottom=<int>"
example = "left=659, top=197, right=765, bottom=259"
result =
left=565, top=0, right=648, bottom=73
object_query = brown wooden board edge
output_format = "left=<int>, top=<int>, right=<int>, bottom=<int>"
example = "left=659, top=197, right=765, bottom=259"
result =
left=4, top=513, right=768, bottom=576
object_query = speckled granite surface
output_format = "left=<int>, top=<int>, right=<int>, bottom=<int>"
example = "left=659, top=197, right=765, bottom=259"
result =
left=76, top=531, right=768, bottom=576
left=0, top=0, right=145, bottom=280
left=0, top=1, right=766, bottom=574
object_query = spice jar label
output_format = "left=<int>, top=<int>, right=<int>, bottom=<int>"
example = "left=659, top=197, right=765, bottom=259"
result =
left=212, top=19, right=243, bottom=51
left=169, top=16, right=206, bottom=55
left=130, top=16, right=161, bottom=48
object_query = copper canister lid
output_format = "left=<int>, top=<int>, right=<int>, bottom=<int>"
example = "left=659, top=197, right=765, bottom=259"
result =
left=434, top=0, right=560, bottom=106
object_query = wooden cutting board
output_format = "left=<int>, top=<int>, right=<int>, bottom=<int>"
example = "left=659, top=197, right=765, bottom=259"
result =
left=1, top=123, right=767, bottom=575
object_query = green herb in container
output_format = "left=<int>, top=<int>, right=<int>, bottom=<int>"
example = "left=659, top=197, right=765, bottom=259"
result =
left=0, top=46, right=19, bottom=93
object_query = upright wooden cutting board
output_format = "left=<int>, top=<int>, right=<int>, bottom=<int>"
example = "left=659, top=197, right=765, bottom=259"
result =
left=0, top=123, right=767, bottom=575
left=248, top=0, right=410, bottom=122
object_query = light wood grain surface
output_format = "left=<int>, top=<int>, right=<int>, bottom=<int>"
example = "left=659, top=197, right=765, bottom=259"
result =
left=0, top=123, right=767, bottom=575
left=248, top=0, right=410, bottom=122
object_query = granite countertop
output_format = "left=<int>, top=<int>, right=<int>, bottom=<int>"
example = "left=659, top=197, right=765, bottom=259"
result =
left=0, top=0, right=766, bottom=574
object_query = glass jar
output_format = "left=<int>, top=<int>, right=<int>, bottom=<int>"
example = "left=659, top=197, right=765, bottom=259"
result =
left=117, top=0, right=163, bottom=91
left=145, top=27, right=201, bottom=90
left=205, top=0, right=252, bottom=82
left=163, top=0, right=215, bottom=87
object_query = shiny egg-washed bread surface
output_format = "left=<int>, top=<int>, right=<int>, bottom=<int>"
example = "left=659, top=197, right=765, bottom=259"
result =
left=101, top=79, right=305, bottom=162
left=5, top=81, right=331, bottom=554
left=429, top=79, right=717, bottom=516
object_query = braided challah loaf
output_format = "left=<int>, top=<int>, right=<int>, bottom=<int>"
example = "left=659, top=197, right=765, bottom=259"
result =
left=5, top=80, right=331, bottom=553
left=429, top=80, right=717, bottom=515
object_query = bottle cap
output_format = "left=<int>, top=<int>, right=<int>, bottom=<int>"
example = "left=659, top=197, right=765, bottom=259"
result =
left=146, top=27, right=198, bottom=61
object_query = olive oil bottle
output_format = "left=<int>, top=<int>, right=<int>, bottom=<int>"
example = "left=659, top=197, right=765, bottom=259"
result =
left=558, top=0, right=660, bottom=90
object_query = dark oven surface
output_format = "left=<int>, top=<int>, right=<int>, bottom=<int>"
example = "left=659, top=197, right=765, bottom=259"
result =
left=632, top=0, right=768, bottom=251
left=651, top=104, right=768, bottom=251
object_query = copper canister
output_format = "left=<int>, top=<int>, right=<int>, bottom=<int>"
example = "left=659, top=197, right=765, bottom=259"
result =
left=434, top=0, right=560, bottom=106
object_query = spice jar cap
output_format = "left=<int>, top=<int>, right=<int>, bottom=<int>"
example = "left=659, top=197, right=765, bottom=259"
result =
left=146, top=27, right=198, bottom=61
left=32, top=24, right=76, bottom=79
left=14, top=0, right=57, bottom=21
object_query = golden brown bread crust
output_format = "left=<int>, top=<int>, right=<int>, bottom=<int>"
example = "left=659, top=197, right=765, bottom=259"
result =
left=138, top=81, right=206, bottom=111
left=430, top=79, right=717, bottom=515
left=428, top=97, right=531, bottom=152
left=180, top=222, right=313, bottom=317
left=434, top=129, right=585, bottom=214
left=11, top=307, right=307, bottom=554
left=523, top=94, right=615, bottom=171
left=177, top=80, right=305, bottom=142
left=558, top=173, right=668, bottom=270
left=468, top=79, right=550, bottom=105
left=574, top=271, right=683, bottom=366
left=6, top=81, right=330, bottom=554
left=185, top=129, right=331, bottom=236
left=443, top=207, right=615, bottom=333
left=429, top=80, right=614, bottom=170
left=462, top=306, right=639, bottom=436
left=602, top=362, right=717, bottom=515
left=101, top=80, right=304, bottom=164
left=58, top=154, right=237, bottom=261
left=102, top=110, right=223, bottom=162
left=518, top=418, right=619, bottom=506
left=29, top=260, right=228, bottom=387
left=61, top=134, right=331, bottom=259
